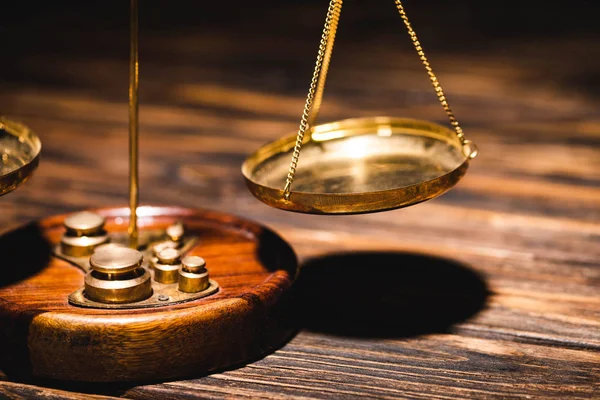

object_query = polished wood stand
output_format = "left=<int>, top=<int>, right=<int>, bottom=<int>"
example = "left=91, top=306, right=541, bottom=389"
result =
left=0, top=206, right=297, bottom=382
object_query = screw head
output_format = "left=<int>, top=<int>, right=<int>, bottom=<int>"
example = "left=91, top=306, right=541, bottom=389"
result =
left=157, top=294, right=169, bottom=302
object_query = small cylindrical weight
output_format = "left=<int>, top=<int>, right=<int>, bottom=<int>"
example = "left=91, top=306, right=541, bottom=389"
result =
left=152, top=240, right=177, bottom=257
left=178, top=255, right=209, bottom=293
left=181, top=256, right=206, bottom=274
left=178, top=270, right=209, bottom=293
left=90, top=246, right=142, bottom=274
left=157, top=248, right=180, bottom=265
left=61, top=211, right=109, bottom=257
left=153, top=248, right=181, bottom=284
left=61, top=235, right=109, bottom=257
left=64, top=211, right=106, bottom=237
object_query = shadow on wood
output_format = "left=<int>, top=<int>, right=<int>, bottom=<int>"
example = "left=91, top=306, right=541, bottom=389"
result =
left=291, top=251, right=489, bottom=338
left=0, top=223, right=52, bottom=383
left=0, top=222, right=52, bottom=289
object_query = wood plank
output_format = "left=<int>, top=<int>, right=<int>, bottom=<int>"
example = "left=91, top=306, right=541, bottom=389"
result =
left=123, top=332, right=598, bottom=400
left=0, top=381, right=120, bottom=400
left=0, top=0, right=598, bottom=398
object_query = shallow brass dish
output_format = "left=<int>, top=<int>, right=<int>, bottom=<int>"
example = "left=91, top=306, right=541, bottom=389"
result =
left=0, top=117, right=41, bottom=196
left=242, top=117, right=477, bottom=215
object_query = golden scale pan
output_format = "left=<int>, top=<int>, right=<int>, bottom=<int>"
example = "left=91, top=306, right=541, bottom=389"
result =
left=243, top=0, right=478, bottom=214
left=0, top=117, right=41, bottom=197
left=0, top=0, right=478, bottom=383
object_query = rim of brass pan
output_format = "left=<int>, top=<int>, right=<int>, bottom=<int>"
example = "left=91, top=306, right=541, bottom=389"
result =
left=242, top=116, right=477, bottom=215
left=0, top=117, right=41, bottom=196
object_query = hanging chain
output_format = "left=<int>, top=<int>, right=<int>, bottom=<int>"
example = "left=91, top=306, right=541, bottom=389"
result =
left=307, top=0, right=342, bottom=128
left=394, top=0, right=465, bottom=143
left=283, top=0, right=468, bottom=200
left=283, top=0, right=343, bottom=200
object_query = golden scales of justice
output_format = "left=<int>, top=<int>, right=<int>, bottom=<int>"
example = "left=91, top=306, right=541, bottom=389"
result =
left=0, top=0, right=476, bottom=382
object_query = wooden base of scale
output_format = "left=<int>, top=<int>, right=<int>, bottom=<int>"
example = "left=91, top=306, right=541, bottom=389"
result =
left=0, top=206, right=297, bottom=382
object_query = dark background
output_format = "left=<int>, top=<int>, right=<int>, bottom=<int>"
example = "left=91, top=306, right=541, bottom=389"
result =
left=4, top=1, right=600, bottom=39
left=3, top=1, right=600, bottom=93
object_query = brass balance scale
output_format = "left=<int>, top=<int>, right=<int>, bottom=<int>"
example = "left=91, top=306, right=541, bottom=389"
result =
left=0, top=0, right=477, bottom=382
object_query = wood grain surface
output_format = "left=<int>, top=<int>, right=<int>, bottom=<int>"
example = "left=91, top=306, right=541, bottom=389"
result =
left=1, top=0, right=599, bottom=398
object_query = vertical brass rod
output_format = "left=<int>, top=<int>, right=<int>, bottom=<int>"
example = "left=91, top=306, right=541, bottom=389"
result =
left=128, top=0, right=139, bottom=248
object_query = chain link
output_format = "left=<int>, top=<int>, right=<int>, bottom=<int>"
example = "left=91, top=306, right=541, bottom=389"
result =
left=283, top=0, right=342, bottom=200
left=394, top=0, right=465, bottom=142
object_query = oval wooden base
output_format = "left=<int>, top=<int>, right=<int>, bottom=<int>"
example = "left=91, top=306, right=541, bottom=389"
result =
left=0, top=206, right=297, bottom=382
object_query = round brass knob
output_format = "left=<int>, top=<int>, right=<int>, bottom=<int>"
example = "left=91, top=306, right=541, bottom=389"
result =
left=64, top=211, right=106, bottom=236
left=157, top=248, right=180, bottom=265
left=90, top=247, right=143, bottom=274
left=178, top=256, right=209, bottom=293
left=182, top=256, right=206, bottom=274
left=153, top=248, right=181, bottom=284
left=84, top=247, right=152, bottom=304
left=152, top=240, right=178, bottom=257
left=60, top=211, right=109, bottom=257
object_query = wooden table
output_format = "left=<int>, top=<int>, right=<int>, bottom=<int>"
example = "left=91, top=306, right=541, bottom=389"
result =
left=1, top=1, right=598, bottom=398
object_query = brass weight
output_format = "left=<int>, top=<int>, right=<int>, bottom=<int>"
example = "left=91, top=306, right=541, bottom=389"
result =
left=60, top=211, right=109, bottom=257
left=153, top=248, right=181, bottom=284
left=84, top=246, right=152, bottom=303
left=178, top=256, right=210, bottom=293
